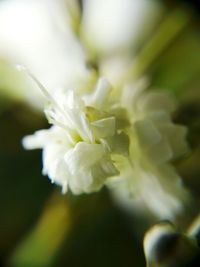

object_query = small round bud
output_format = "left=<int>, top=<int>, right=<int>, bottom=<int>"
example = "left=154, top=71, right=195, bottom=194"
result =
left=144, top=221, right=200, bottom=267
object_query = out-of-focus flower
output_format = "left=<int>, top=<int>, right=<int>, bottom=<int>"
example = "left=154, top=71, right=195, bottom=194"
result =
left=81, top=0, right=162, bottom=87
left=107, top=79, right=190, bottom=219
left=0, top=0, right=92, bottom=108
left=81, top=0, right=162, bottom=55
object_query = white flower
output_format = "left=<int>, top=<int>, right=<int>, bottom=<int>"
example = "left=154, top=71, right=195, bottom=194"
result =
left=0, top=0, right=91, bottom=108
left=108, top=158, right=190, bottom=219
left=81, top=0, right=162, bottom=88
left=107, top=79, right=190, bottom=219
left=23, top=75, right=190, bottom=219
left=121, top=79, right=189, bottom=163
left=22, top=77, right=129, bottom=194
left=81, top=0, right=161, bottom=54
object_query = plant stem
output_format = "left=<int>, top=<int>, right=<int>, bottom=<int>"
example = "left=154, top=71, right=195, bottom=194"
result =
left=123, top=8, right=192, bottom=83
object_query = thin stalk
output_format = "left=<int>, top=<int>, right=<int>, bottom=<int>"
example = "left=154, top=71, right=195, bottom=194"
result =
left=123, top=8, right=192, bottom=83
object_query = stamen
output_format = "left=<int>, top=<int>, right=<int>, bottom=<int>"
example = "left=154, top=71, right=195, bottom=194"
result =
left=16, top=64, right=69, bottom=121
left=16, top=64, right=54, bottom=101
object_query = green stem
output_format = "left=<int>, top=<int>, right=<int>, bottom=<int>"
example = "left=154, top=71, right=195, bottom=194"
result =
left=123, top=8, right=192, bottom=83
left=11, top=192, right=70, bottom=267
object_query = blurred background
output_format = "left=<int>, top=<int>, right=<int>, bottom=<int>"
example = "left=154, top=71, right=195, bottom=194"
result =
left=0, top=0, right=200, bottom=266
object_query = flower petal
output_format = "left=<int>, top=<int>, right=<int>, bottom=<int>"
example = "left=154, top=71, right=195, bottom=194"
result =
left=83, top=77, right=112, bottom=109
left=22, top=129, right=51, bottom=149
left=91, top=117, right=116, bottom=139
left=64, top=142, right=105, bottom=174
left=137, top=91, right=176, bottom=114
left=104, top=132, right=130, bottom=156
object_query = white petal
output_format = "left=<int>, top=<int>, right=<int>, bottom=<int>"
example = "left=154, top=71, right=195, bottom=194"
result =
left=22, top=129, right=50, bottom=149
left=83, top=77, right=111, bottom=109
left=81, top=0, right=160, bottom=53
left=54, top=160, right=69, bottom=193
left=147, top=111, right=171, bottom=124
left=67, top=170, right=92, bottom=194
left=91, top=117, right=116, bottom=139
left=110, top=107, right=130, bottom=129
left=90, top=157, right=119, bottom=190
left=137, top=91, right=176, bottom=114
left=146, top=138, right=173, bottom=164
left=64, top=142, right=105, bottom=175
left=121, top=78, right=149, bottom=118
left=42, top=144, right=66, bottom=175
left=134, top=119, right=161, bottom=148
left=108, top=161, right=191, bottom=219
left=158, top=124, right=189, bottom=159
left=104, top=132, right=130, bottom=156
left=68, top=109, right=93, bottom=142
left=68, top=156, right=119, bottom=194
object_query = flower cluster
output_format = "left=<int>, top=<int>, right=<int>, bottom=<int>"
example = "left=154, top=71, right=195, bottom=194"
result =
left=18, top=0, right=191, bottom=219
left=23, top=75, right=189, bottom=218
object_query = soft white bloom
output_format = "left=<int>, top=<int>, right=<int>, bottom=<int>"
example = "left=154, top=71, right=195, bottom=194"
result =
left=23, top=74, right=189, bottom=218
left=0, top=0, right=91, bottom=108
left=108, top=80, right=190, bottom=219
left=108, top=158, right=190, bottom=219
left=121, top=79, right=188, bottom=162
left=81, top=0, right=161, bottom=55
left=22, top=78, right=129, bottom=194
left=81, top=0, right=162, bottom=89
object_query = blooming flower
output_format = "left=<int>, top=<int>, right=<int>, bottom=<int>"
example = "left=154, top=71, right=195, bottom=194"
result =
left=108, top=79, right=190, bottom=219
left=23, top=77, right=129, bottom=194
left=23, top=73, right=190, bottom=218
